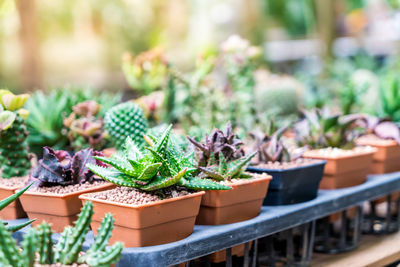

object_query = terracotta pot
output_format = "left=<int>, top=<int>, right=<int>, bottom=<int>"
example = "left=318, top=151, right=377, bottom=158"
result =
left=80, top=191, right=205, bottom=247
left=0, top=183, right=26, bottom=219
left=303, top=149, right=374, bottom=189
left=19, top=183, right=114, bottom=232
left=196, top=175, right=272, bottom=225
left=356, top=139, right=400, bottom=174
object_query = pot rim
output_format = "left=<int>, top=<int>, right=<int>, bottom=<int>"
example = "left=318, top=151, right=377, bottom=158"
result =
left=19, top=182, right=114, bottom=198
left=79, top=190, right=205, bottom=209
left=303, top=147, right=376, bottom=160
left=226, top=174, right=272, bottom=189
left=356, top=139, right=399, bottom=148
left=247, top=159, right=326, bottom=173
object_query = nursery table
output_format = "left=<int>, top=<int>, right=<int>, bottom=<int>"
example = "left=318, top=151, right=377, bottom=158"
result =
left=7, top=172, right=400, bottom=267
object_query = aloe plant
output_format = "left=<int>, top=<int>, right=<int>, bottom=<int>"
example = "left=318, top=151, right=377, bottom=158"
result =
left=88, top=125, right=230, bottom=192
left=0, top=201, right=123, bottom=267
left=294, top=109, right=360, bottom=149
left=0, top=183, right=35, bottom=232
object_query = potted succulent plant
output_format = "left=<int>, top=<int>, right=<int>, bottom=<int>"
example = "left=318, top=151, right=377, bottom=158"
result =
left=0, top=201, right=123, bottom=267
left=63, top=100, right=108, bottom=152
left=354, top=115, right=400, bottom=174
left=188, top=122, right=272, bottom=225
left=0, top=89, right=31, bottom=219
left=247, top=125, right=326, bottom=205
left=294, top=109, right=375, bottom=189
left=19, top=147, right=114, bottom=232
left=81, top=125, right=228, bottom=247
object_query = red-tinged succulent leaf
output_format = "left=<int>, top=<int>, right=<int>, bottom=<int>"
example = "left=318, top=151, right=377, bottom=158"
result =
left=32, top=147, right=73, bottom=186
left=71, top=148, right=102, bottom=183
left=374, top=121, right=400, bottom=144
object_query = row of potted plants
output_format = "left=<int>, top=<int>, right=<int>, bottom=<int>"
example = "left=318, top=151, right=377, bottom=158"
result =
left=1, top=89, right=400, bottom=262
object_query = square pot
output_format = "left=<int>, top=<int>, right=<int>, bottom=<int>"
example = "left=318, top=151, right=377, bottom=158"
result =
left=0, top=183, right=27, bottom=219
left=19, top=183, right=114, bottom=232
left=303, top=149, right=374, bottom=189
left=247, top=160, right=326, bottom=205
left=196, top=175, right=272, bottom=225
left=357, top=140, right=400, bottom=174
left=80, top=191, right=205, bottom=247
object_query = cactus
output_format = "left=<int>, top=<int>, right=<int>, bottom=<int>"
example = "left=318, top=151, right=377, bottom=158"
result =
left=0, top=201, right=123, bottom=267
left=104, top=102, right=148, bottom=149
left=55, top=201, right=93, bottom=264
left=20, top=228, right=37, bottom=267
left=79, top=213, right=123, bottom=266
left=0, top=183, right=35, bottom=232
left=88, top=125, right=230, bottom=192
left=36, top=222, right=55, bottom=264
left=0, top=90, right=31, bottom=178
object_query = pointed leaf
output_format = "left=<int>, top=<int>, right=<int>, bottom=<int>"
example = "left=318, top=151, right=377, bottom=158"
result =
left=140, top=168, right=187, bottom=191
left=87, top=164, right=142, bottom=187
left=0, top=183, right=33, bottom=211
left=178, top=177, right=231, bottom=190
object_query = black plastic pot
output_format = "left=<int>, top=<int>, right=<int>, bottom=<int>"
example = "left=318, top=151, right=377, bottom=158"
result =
left=247, top=160, right=326, bottom=205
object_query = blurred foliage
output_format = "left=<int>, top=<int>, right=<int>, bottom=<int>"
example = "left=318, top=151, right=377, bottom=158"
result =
left=26, top=86, right=121, bottom=154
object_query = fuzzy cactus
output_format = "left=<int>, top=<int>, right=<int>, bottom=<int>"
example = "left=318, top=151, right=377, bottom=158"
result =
left=0, top=90, right=31, bottom=178
left=104, top=102, right=148, bottom=149
left=88, top=125, right=231, bottom=192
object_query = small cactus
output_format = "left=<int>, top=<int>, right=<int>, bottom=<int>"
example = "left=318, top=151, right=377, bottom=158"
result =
left=36, top=222, right=55, bottom=264
left=0, top=90, right=31, bottom=178
left=104, top=102, right=148, bottom=149
left=0, top=201, right=123, bottom=267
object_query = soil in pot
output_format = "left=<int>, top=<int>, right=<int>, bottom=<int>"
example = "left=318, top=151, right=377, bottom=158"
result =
left=19, top=181, right=114, bottom=232
left=0, top=176, right=29, bottom=219
left=80, top=187, right=205, bottom=247
left=196, top=173, right=272, bottom=225
left=303, top=147, right=375, bottom=189
left=357, top=135, right=400, bottom=174
left=247, top=159, right=325, bottom=205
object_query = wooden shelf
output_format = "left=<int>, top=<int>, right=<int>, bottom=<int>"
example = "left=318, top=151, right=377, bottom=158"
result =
left=312, top=231, right=400, bottom=267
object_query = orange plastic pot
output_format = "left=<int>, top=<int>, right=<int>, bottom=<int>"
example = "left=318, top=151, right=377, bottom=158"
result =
left=19, top=183, right=114, bottom=232
left=196, top=175, right=272, bottom=225
left=80, top=191, right=205, bottom=247
left=303, top=149, right=374, bottom=189
left=357, top=139, right=400, bottom=174
left=0, top=183, right=26, bottom=219
left=210, top=242, right=253, bottom=263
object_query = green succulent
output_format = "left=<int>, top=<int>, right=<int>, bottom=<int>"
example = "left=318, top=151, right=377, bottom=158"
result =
left=294, top=109, right=360, bottom=149
left=0, top=183, right=35, bottom=232
left=25, top=87, right=121, bottom=154
left=0, top=201, right=123, bottom=267
left=88, top=125, right=230, bottom=192
left=189, top=123, right=256, bottom=181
